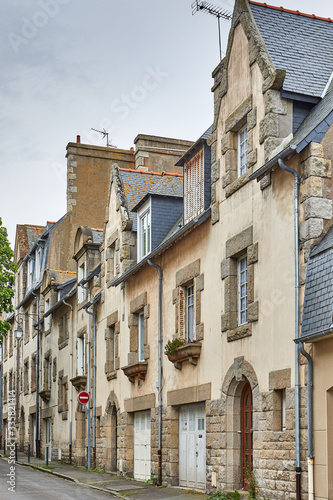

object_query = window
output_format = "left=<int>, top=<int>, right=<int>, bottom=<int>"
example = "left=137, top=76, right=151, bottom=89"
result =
left=77, top=336, right=85, bottom=376
left=138, top=202, right=151, bottom=261
left=43, top=352, right=52, bottom=391
left=184, top=148, right=204, bottom=224
left=44, top=299, right=51, bottom=331
left=138, top=312, right=145, bottom=362
left=237, top=126, right=248, bottom=177
left=31, top=353, right=36, bottom=392
left=59, top=312, right=69, bottom=345
left=58, top=371, right=68, bottom=413
left=27, top=258, right=33, bottom=289
left=3, top=374, right=7, bottom=402
left=238, top=256, right=248, bottom=326
left=24, top=358, right=29, bottom=394
left=78, top=263, right=86, bottom=303
left=186, top=285, right=194, bottom=342
left=35, top=247, right=42, bottom=281
left=24, top=311, right=30, bottom=343
left=105, top=312, right=120, bottom=379
left=9, top=370, right=13, bottom=392
left=281, top=389, right=286, bottom=431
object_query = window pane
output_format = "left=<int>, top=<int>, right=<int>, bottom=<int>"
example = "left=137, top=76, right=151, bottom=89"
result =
left=138, top=313, right=145, bottom=362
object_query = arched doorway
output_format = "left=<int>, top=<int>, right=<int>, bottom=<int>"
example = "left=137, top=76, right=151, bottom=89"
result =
left=110, top=405, right=118, bottom=472
left=241, top=383, right=253, bottom=489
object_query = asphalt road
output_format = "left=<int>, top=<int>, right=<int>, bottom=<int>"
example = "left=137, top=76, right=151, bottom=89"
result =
left=0, top=459, right=117, bottom=499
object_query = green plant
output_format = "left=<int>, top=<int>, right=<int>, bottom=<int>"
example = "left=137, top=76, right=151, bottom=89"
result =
left=90, top=467, right=105, bottom=473
left=207, top=491, right=239, bottom=500
left=164, top=338, right=186, bottom=356
left=145, top=475, right=158, bottom=485
left=244, top=465, right=257, bottom=499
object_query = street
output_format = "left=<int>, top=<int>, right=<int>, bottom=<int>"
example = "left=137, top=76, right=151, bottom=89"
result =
left=0, top=459, right=117, bottom=500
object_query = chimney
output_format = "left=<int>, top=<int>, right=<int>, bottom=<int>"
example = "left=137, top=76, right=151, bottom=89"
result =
left=76, top=135, right=81, bottom=144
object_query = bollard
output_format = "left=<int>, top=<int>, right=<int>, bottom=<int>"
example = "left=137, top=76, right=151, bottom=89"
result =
left=46, top=446, right=49, bottom=466
left=15, top=443, right=17, bottom=462
left=28, top=444, right=30, bottom=463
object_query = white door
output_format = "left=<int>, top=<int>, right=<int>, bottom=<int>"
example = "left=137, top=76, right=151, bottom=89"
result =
left=45, top=418, right=52, bottom=460
left=179, top=403, right=206, bottom=490
left=134, top=411, right=151, bottom=480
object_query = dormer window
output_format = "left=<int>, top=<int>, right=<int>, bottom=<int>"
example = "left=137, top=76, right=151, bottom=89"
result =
left=184, top=147, right=204, bottom=224
left=237, top=126, right=248, bottom=177
left=137, top=199, right=151, bottom=261
left=78, top=262, right=86, bottom=303
left=27, top=258, right=33, bottom=289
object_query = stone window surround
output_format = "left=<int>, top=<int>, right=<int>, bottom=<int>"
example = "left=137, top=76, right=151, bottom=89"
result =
left=58, top=310, right=69, bottom=350
left=172, top=259, right=204, bottom=342
left=127, top=291, right=150, bottom=366
left=269, top=368, right=291, bottom=432
left=76, top=326, right=86, bottom=377
left=31, top=351, right=37, bottom=392
left=43, top=349, right=52, bottom=391
left=105, top=310, right=120, bottom=380
left=24, top=310, right=30, bottom=344
left=106, top=230, right=119, bottom=288
left=221, top=226, right=259, bottom=342
left=3, top=373, right=7, bottom=403
left=221, top=95, right=258, bottom=198
left=8, top=369, right=13, bottom=392
left=24, top=356, right=29, bottom=395
left=58, top=369, right=68, bottom=417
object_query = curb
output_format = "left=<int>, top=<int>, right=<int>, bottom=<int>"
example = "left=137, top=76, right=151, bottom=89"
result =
left=1, top=456, right=127, bottom=499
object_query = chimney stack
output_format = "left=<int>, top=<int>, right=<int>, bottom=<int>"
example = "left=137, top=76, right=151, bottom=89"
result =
left=76, top=135, right=81, bottom=144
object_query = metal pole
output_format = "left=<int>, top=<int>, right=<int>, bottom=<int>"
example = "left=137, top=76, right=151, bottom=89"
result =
left=87, top=405, right=91, bottom=470
left=28, top=444, right=30, bottom=463
left=46, top=446, right=48, bottom=466
left=85, top=306, right=96, bottom=469
left=218, top=16, right=222, bottom=61
left=63, top=299, right=73, bottom=464
left=32, top=291, right=41, bottom=458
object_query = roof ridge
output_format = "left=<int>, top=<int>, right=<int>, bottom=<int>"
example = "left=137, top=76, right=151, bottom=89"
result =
left=248, top=1, right=333, bottom=23
left=119, top=168, right=183, bottom=177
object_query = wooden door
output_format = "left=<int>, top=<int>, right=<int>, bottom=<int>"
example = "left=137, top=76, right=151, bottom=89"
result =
left=241, top=383, right=253, bottom=489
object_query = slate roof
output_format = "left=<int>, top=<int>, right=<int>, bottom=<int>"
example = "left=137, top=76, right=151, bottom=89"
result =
left=176, top=125, right=213, bottom=166
left=302, top=227, right=333, bottom=337
left=49, top=270, right=77, bottom=285
left=119, top=169, right=183, bottom=230
left=16, top=224, right=45, bottom=261
left=249, top=1, right=333, bottom=98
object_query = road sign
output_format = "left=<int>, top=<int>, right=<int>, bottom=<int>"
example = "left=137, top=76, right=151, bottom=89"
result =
left=78, top=391, right=90, bottom=404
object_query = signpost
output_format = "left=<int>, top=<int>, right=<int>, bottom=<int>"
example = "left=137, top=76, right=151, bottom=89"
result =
left=78, top=392, right=90, bottom=469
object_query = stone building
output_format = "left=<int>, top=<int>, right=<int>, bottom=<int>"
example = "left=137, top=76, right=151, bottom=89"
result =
left=2, top=1, right=333, bottom=499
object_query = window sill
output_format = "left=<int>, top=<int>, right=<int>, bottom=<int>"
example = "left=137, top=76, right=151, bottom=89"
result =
left=39, top=389, right=51, bottom=402
left=70, top=375, right=87, bottom=392
left=106, top=370, right=117, bottom=381
left=58, top=403, right=68, bottom=413
left=44, top=327, right=51, bottom=337
left=225, top=167, right=253, bottom=199
left=58, top=339, right=69, bottom=350
left=78, top=298, right=89, bottom=311
left=226, top=323, right=252, bottom=342
left=122, top=361, right=148, bottom=383
left=167, top=342, right=202, bottom=370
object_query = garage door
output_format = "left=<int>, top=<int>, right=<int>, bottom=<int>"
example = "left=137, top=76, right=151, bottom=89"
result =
left=134, top=410, right=151, bottom=480
left=179, top=403, right=206, bottom=490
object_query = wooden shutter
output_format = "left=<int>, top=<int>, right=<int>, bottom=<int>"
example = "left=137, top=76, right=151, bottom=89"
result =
left=184, top=148, right=204, bottom=224
left=178, top=287, right=185, bottom=340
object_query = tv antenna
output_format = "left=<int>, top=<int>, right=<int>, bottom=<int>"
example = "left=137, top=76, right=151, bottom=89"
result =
left=91, top=128, right=116, bottom=148
left=191, top=1, right=232, bottom=61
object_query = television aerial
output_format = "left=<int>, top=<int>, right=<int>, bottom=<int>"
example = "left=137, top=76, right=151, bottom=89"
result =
left=91, top=128, right=116, bottom=148
left=191, top=1, right=232, bottom=61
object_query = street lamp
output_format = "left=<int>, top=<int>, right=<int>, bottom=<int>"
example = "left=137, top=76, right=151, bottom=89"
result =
left=14, top=324, right=23, bottom=341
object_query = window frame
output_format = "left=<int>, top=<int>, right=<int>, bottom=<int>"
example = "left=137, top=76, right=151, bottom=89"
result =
left=137, top=199, right=151, bottom=261
left=238, top=256, right=248, bottom=326
left=185, top=284, right=195, bottom=342
left=184, top=147, right=205, bottom=224
left=77, top=262, right=86, bottom=303
left=138, top=311, right=145, bottom=362
left=237, top=125, right=248, bottom=178
left=44, top=299, right=51, bottom=331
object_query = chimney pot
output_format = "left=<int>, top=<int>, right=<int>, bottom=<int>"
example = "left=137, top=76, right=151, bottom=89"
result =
left=77, top=135, right=81, bottom=144
left=130, top=147, right=134, bottom=152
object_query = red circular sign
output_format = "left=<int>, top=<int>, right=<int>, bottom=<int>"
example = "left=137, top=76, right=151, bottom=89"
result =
left=78, top=391, right=90, bottom=404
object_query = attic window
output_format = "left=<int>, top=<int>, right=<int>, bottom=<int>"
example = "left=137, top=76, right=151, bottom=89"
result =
left=137, top=199, right=151, bottom=261
left=237, top=126, right=248, bottom=177
left=184, top=147, right=204, bottom=224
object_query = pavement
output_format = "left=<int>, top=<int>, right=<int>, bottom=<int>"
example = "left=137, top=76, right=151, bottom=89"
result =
left=0, top=451, right=209, bottom=500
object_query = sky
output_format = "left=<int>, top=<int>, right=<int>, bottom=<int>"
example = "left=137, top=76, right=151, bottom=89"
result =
left=1, top=0, right=332, bottom=247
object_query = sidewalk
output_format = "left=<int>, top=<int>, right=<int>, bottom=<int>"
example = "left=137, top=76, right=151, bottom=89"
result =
left=0, top=451, right=209, bottom=500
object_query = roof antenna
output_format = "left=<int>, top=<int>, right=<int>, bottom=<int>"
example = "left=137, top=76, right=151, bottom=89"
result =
left=91, top=128, right=117, bottom=148
left=192, top=1, right=232, bottom=61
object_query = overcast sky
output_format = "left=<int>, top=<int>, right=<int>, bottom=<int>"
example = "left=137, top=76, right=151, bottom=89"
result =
left=1, top=0, right=332, bottom=247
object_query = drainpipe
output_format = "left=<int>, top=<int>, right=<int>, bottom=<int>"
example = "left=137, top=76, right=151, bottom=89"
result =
left=277, top=158, right=301, bottom=500
left=80, top=283, right=91, bottom=470
left=299, top=341, right=314, bottom=500
left=147, top=259, right=163, bottom=486
left=32, top=290, right=41, bottom=458
left=85, top=303, right=96, bottom=470
left=0, top=342, right=2, bottom=450
left=63, top=298, right=73, bottom=464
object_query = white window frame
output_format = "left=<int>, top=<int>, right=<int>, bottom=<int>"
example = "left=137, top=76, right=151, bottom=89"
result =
left=77, top=336, right=85, bottom=376
left=27, top=258, right=33, bottom=289
left=137, top=199, right=151, bottom=261
left=78, top=262, right=86, bottom=303
left=186, top=284, right=194, bottom=342
left=238, top=256, right=248, bottom=326
left=237, top=125, right=248, bottom=178
left=35, top=247, right=42, bottom=282
left=44, top=299, right=51, bottom=331
left=138, top=312, right=145, bottom=362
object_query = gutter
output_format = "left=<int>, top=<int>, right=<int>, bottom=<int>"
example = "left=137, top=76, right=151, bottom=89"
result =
left=112, top=208, right=211, bottom=287
left=295, top=327, right=333, bottom=344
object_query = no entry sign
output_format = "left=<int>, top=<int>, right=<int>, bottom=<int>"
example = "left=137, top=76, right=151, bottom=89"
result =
left=78, top=391, right=90, bottom=404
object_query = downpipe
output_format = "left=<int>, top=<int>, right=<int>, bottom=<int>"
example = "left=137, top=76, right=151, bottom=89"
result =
left=85, top=303, right=97, bottom=470
left=147, top=259, right=163, bottom=486
left=299, top=341, right=314, bottom=500
left=32, top=290, right=41, bottom=458
left=63, top=299, right=73, bottom=464
left=277, top=159, right=301, bottom=500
